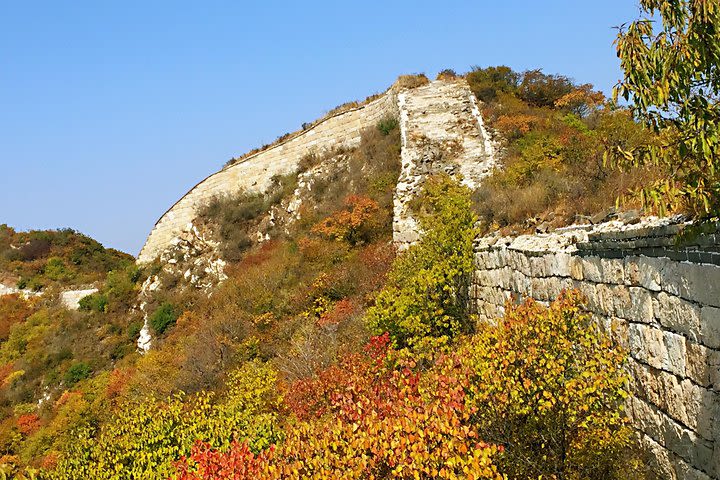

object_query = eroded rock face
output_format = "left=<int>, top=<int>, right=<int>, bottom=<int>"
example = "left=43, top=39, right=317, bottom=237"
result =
left=393, top=80, right=498, bottom=248
left=161, top=222, right=227, bottom=290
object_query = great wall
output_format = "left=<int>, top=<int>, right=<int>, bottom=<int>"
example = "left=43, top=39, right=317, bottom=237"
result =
left=138, top=77, right=720, bottom=478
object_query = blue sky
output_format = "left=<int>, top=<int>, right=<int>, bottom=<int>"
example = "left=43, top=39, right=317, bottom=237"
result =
left=0, top=1, right=643, bottom=255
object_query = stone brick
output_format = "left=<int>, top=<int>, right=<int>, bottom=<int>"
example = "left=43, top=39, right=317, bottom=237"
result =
left=601, top=258, right=625, bottom=284
left=661, top=261, right=720, bottom=308
left=570, top=256, right=584, bottom=280
left=547, top=252, right=572, bottom=277
left=638, top=256, right=664, bottom=291
left=657, top=292, right=702, bottom=342
left=685, top=340, right=720, bottom=390
left=581, top=257, right=603, bottom=283
left=700, top=306, right=720, bottom=349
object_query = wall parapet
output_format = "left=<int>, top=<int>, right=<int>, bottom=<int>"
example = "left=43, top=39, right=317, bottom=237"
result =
left=472, top=217, right=720, bottom=479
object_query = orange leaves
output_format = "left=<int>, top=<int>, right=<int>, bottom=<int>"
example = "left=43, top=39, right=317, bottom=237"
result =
left=174, top=441, right=275, bottom=480
left=0, top=293, right=34, bottom=340
left=177, top=333, right=502, bottom=479
left=312, top=195, right=379, bottom=245
left=105, top=368, right=133, bottom=401
left=16, top=413, right=41, bottom=436
left=554, top=84, right=606, bottom=116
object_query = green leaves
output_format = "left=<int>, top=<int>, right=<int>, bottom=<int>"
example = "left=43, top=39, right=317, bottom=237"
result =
left=366, top=175, right=477, bottom=348
left=613, top=0, right=720, bottom=217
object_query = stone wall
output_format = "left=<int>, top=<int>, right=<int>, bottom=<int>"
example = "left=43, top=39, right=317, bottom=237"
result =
left=138, top=91, right=399, bottom=263
left=471, top=218, right=720, bottom=479
left=139, top=78, right=500, bottom=263
left=393, top=80, right=497, bottom=248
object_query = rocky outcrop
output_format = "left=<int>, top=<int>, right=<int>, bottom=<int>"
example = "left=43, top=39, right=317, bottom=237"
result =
left=394, top=80, right=497, bottom=248
left=472, top=218, right=720, bottom=480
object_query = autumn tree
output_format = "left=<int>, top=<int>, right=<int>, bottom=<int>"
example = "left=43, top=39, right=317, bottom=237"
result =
left=312, top=195, right=380, bottom=245
left=462, top=291, right=641, bottom=479
left=367, top=175, right=477, bottom=348
left=613, top=0, right=720, bottom=216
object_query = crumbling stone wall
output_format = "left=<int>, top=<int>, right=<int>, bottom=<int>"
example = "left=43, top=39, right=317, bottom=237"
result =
left=472, top=218, right=720, bottom=479
left=139, top=77, right=498, bottom=263
left=393, top=80, right=497, bottom=248
left=138, top=91, right=399, bottom=263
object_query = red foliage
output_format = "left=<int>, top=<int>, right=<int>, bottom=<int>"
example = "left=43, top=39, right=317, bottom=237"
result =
left=175, top=334, right=502, bottom=478
left=174, top=441, right=274, bottom=480
left=317, top=298, right=357, bottom=327
left=105, top=368, right=133, bottom=400
left=17, top=413, right=41, bottom=436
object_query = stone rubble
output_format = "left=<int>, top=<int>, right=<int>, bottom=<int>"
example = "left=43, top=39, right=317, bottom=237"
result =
left=393, top=80, right=498, bottom=248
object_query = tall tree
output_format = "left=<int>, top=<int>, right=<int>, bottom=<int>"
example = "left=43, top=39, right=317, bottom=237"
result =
left=613, top=0, right=720, bottom=216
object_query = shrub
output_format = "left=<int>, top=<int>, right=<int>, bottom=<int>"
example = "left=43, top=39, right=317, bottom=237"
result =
left=376, top=116, right=398, bottom=136
left=78, top=293, right=108, bottom=313
left=517, top=69, right=574, bottom=107
left=436, top=68, right=458, bottom=80
left=366, top=175, right=477, bottom=347
left=44, top=257, right=74, bottom=281
left=311, top=195, right=380, bottom=245
left=462, top=291, right=640, bottom=479
left=64, top=362, right=92, bottom=385
left=180, top=336, right=502, bottom=479
left=466, top=65, right=519, bottom=103
left=148, top=302, right=179, bottom=334
left=394, top=73, right=429, bottom=90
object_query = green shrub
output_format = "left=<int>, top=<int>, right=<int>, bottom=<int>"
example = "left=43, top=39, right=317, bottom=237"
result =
left=436, top=68, right=458, bottom=80
left=376, top=116, right=398, bottom=136
left=127, top=320, right=143, bottom=340
left=367, top=175, right=477, bottom=348
left=44, top=257, right=75, bottom=281
left=78, top=293, right=108, bottom=313
left=149, top=302, right=179, bottom=334
left=466, top=65, right=519, bottom=103
left=64, top=362, right=92, bottom=385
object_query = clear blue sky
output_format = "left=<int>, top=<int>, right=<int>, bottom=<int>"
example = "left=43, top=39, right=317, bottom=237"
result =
left=0, top=1, right=643, bottom=256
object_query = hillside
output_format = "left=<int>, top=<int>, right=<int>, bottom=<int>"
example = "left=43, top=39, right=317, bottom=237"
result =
left=0, top=64, right=718, bottom=480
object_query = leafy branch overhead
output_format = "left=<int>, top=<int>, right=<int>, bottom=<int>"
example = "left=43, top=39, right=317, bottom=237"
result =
left=613, top=0, right=720, bottom=216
